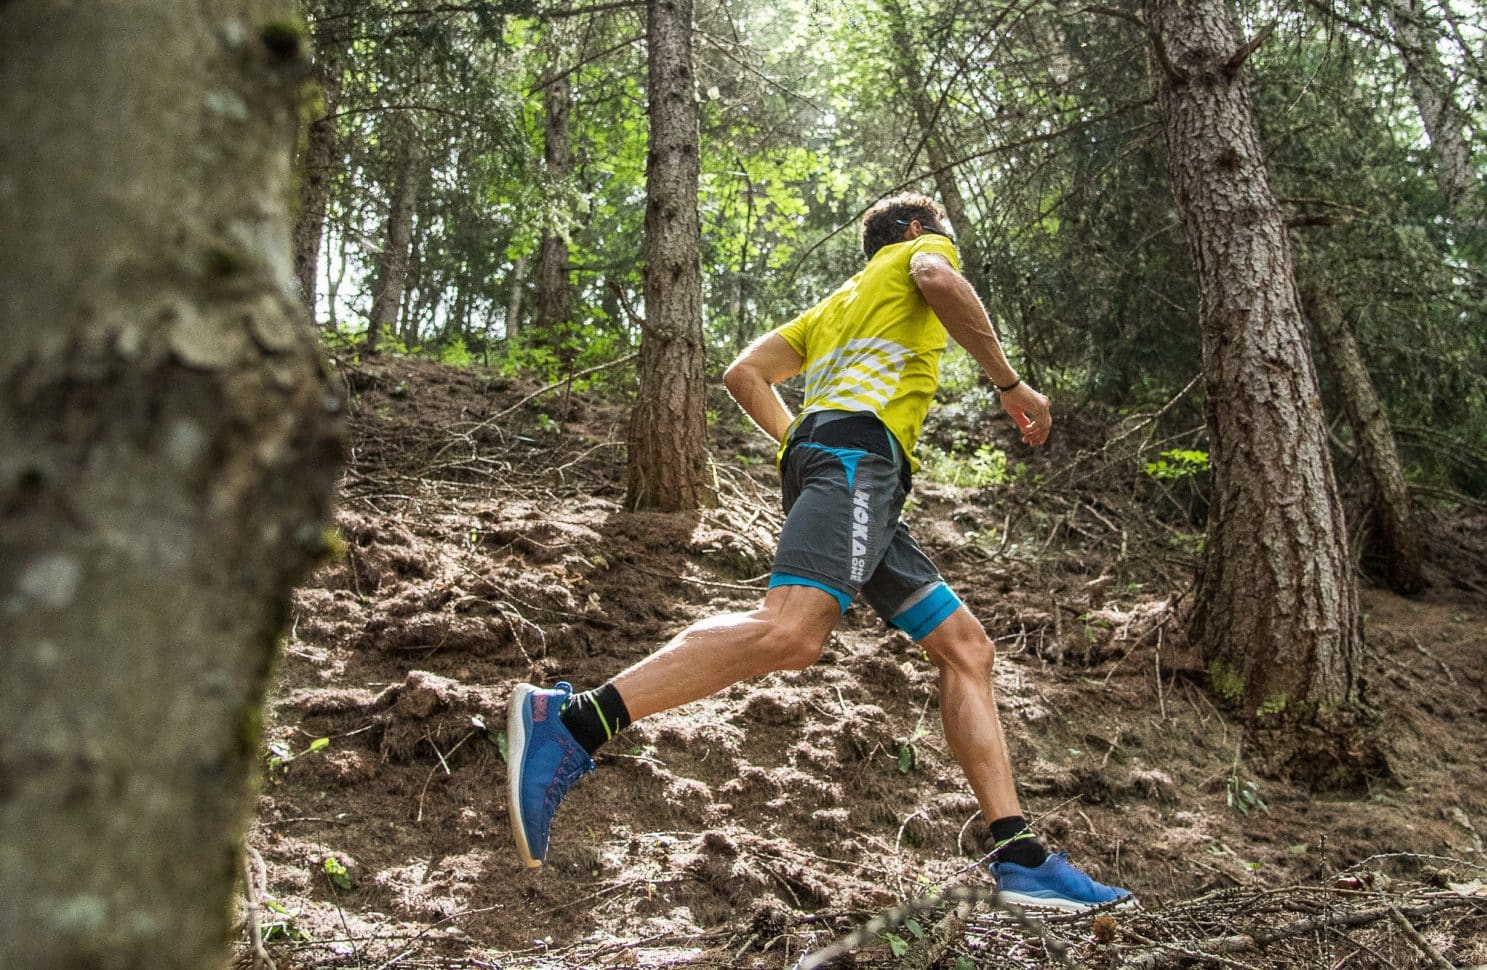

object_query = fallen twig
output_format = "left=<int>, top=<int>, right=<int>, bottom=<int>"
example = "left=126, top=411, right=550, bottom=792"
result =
left=243, top=846, right=277, bottom=970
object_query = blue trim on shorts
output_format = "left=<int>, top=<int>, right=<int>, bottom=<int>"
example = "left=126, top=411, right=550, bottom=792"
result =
left=769, top=573, right=852, bottom=614
left=794, top=442, right=867, bottom=491
left=891, top=583, right=961, bottom=640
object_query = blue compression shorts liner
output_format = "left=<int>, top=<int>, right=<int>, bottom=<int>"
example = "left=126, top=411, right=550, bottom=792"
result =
left=890, top=582, right=962, bottom=640
left=769, top=573, right=853, bottom=614
left=792, top=442, right=867, bottom=490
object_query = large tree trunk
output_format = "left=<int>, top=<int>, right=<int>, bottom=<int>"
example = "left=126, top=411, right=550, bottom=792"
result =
left=0, top=3, right=343, bottom=968
left=627, top=0, right=715, bottom=511
left=293, top=35, right=343, bottom=321
left=1145, top=0, right=1361, bottom=715
left=1385, top=0, right=1482, bottom=227
left=366, top=114, right=422, bottom=353
left=1304, top=281, right=1425, bottom=595
left=534, top=33, right=574, bottom=338
left=881, top=0, right=991, bottom=303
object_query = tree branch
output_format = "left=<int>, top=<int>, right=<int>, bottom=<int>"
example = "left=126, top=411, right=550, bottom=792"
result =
left=1081, top=4, right=1145, bottom=28
left=1147, top=25, right=1186, bottom=85
left=480, top=351, right=639, bottom=430
left=785, top=99, right=1150, bottom=282
left=1224, top=21, right=1276, bottom=75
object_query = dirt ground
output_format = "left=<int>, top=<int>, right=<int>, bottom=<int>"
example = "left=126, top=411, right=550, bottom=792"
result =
left=236, top=356, right=1487, bottom=969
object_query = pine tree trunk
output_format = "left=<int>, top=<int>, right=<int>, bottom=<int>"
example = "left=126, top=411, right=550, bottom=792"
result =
left=0, top=4, right=343, bottom=967
left=293, top=38, right=342, bottom=320
left=1145, top=0, right=1361, bottom=714
left=1304, top=282, right=1425, bottom=595
left=1386, top=0, right=1482, bottom=226
left=627, top=0, right=715, bottom=511
left=534, top=43, right=574, bottom=338
left=367, top=116, right=421, bottom=353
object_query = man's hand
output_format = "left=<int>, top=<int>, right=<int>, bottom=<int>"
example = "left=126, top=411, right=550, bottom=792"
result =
left=1000, top=382, right=1052, bottom=447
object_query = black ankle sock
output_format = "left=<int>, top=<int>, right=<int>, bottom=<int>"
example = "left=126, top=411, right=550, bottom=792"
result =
left=559, top=683, right=632, bottom=755
left=990, top=815, right=1049, bottom=868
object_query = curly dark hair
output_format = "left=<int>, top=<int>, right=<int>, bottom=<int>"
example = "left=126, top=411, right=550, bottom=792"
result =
left=860, top=192, right=949, bottom=260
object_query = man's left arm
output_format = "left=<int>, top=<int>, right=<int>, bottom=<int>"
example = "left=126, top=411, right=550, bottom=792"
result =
left=910, top=252, right=1052, bottom=447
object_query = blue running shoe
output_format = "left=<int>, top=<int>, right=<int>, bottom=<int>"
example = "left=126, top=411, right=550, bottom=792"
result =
left=507, top=682, right=595, bottom=868
left=992, top=852, right=1135, bottom=912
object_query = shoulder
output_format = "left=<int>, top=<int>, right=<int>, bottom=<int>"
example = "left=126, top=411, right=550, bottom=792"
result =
left=908, top=234, right=961, bottom=270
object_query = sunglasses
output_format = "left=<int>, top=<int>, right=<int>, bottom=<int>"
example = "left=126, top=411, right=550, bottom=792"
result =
left=895, top=217, right=955, bottom=241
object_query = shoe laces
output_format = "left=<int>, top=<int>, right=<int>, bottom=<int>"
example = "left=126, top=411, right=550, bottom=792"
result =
left=543, top=742, right=593, bottom=810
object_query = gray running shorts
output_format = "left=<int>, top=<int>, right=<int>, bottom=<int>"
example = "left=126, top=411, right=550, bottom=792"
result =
left=770, top=411, right=962, bottom=640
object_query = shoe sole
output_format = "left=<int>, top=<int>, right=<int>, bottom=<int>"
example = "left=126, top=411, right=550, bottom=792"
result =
left=998, top=890, right=1139, bottom=913
left=507, top=683, right=541, bottom=869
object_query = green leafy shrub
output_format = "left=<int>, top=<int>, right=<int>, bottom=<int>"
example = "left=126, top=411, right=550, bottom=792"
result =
left=919, top=443, right=1009, bottom=488
left=1145, top=448, right=1209, bottom=480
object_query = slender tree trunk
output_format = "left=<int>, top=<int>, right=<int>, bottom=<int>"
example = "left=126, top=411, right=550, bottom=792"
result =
left=1145, top=0, right=1360, bottom=714
left=293, top=39, right=342, bottom=319
left=881, top=0, right=991, bottom=302
left=452, top=287, right=471, bottom=341
left=400, top=220, right=427, bottom=347
left=366, top=115, right=421, bottom=353
left=0, top=4, right=343, bottom=968
left=534, top=33, right=574, bottom=338
left=506, top=253, right=528, bottom=341
left=1385, top=0, right=1482, bottom=226
left=732, top=161, right=755, bottom=350
left=627, top=0, right=715, bottom=511
left=1304, top=282, right=1425, bottom=595
left=326, top=223, right=347, bottom=333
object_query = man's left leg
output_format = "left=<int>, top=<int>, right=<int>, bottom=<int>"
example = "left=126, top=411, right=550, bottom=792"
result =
left=917, top=606, right=1023, bottom=825
left=915, top=602, right=1133, bottom=910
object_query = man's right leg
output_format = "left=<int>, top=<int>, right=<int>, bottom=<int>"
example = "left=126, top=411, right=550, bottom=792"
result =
left=609, top=583, right=841, bottom=719
left=507, top=583, right=841, bottom=866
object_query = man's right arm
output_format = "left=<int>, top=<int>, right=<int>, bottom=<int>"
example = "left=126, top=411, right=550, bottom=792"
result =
left=723, top=333, right=805, bottom=444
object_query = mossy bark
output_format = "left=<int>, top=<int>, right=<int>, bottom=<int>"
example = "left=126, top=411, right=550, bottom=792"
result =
left=293, top=30, right=345, bottom=321
left=0, top=2, right=343, bottom=967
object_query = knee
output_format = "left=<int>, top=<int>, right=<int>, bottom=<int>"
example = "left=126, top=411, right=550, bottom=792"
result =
left=923, top=611, right=996, bottom=677
left=764, top=619, right=829, bottom=671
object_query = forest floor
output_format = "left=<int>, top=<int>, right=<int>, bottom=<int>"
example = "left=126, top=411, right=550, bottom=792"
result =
left=237, top=356, right=1487, bottom=970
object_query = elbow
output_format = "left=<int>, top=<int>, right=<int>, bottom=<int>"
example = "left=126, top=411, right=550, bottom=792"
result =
left=913, top=264, right=959, bottom=298
left=723, top=360, right=752, bottom=398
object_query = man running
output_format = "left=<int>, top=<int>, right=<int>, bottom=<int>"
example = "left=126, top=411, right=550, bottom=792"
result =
left=507, top=192, right=1132, bottom=911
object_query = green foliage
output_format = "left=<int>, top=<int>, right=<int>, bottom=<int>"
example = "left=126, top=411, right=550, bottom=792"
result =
left=1226, top=760, right=1270, bottom=818
left=265, top=736, right=329, bottom=777
left=1145, top=448, right=1210, bottom=481
left=437, top=336, right=475, bottom=368
left=322, top=855, right=353, bottom=891
left=896, top=741, right=917, bottom=774
left=919, top=443, right=1009, bottom=489
left=260, top=897, right=312, bottom=943
left=304, top=0, right=1486, bottom=503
